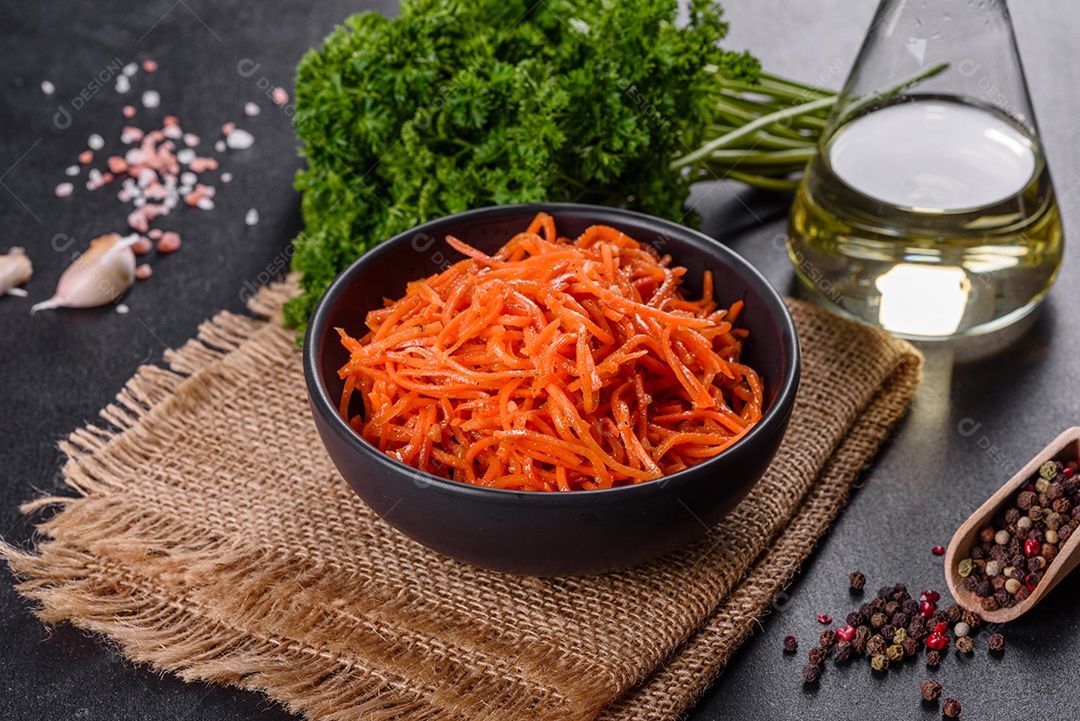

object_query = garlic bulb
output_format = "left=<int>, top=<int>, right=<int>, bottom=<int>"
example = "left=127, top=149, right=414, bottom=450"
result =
left=0, top=247, right=32, bottom=297
left=31, top=233, right=138, bottom=313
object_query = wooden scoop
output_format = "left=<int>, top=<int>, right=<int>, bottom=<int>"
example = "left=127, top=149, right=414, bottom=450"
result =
left=944, top=427, right=1080, bottom=624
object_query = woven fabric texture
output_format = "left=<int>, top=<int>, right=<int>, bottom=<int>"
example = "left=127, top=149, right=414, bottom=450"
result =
left=4, top=279, right=921, bottom=721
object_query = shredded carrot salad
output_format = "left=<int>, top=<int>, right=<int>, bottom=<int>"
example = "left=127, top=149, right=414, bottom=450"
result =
left=336, top=213, right=764, bottom=491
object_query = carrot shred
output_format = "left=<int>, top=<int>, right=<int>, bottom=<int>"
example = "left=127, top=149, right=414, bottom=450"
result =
left=336, top=214, right=765, bottom=490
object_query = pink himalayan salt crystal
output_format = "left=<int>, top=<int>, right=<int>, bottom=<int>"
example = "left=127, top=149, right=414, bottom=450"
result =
left=55, top=183, right=73, bottom=198
left=188, top=157, right=218, bottom=173
left=272, top=87, right=288, bottom=106
left=135, top=263, right=153, bottom=279
left=142, top=60, right=157, bottom=73
left=78, top=150, right=93, bottom=164
left=147, top=228, right=163, bottom=240
left=123, top=105, right=137, bottom=118
left=157, top=232, right=181, bottom=253
left=132, top=237, right=153, bottom=255
left=221, top=121, right=236, bottom=136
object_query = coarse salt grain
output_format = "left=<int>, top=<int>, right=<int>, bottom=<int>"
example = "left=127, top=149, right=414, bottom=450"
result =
left=157, top=232, right=181, bottom=253
left=55, top=183, right=73, bottom=198
left=196, top=197, right=215, bottom=210
left=41, top=80, right=55, bottom=95
left=183, top=133, right=200, bottom=147
left=78, top=150, right=93, bottom=164
left=244, top=102, right=261, bottom=117
left=163, top=124, right=182, bottom=140
left=65, top=165, right=80, bottom=176
left=123, top=105, right=137, bottom=118
left=221, top=122, right=236, bottom=136
left=142, top=90, right=161, bottom=109
left=115, top=303, right=130, bottom=314
left=115, top=75, right=131, bottom=94
left=272, top=87, right=288, bottom=106
left=88, top=134, right=104, bottom=150
left=245, top=208, right=259, bottom=226
left=220, top=172, right=232, bottom=183
left=225, top=129, right=254, bottom=150
left=123, top=62, right=138, bottom=77
left=214, top=140, right=226, bottom=152
left=180, top=171, right=197, bottom=186
left=135, top=263, right=153, bottom=279
left=142, top=60, right=157, bottom=73
left=177, top=148, right=196, bottom=165
left=148, top=228, right=163, bottom=240
left=132, top=237, right=153, bottom=255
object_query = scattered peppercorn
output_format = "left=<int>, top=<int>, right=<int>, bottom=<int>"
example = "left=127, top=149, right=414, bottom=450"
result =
left=943, top=697, right=962, bottom=718
left=835, top=642, right=855, bottom=663
left=808, top=646, right=827, bottom=665
left=900, top=637, right=918, bottom=657
left=925, top=649, right=942, bottom=667
left=932, top=545, right=945, bottom=555
left=817, top=613, right=833, bottom=625
left=849, top=570, right=866, bottom=591
left=952, top=621, right=970, bottom=638
left=866, top=635, right=887, bottom=656
left=820, top=629, right=836, bottom=648
left=921, top=679, right=942, bottom=702
left=870, top=654, right=889, bottom=672
left=988, top=633, right=1005, bottom=652
left=955, top=635, right=974, bottom=654
left=783, top=635, right=798, bottom=653
left=886, top=644, right=904, bottom=662
left=802, top=664, right=822, bottom=684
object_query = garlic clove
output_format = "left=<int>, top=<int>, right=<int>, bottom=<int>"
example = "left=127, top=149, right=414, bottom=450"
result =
left=0, top=247, right=33, bottom=297
left=31, top=233, right=138, bottom=313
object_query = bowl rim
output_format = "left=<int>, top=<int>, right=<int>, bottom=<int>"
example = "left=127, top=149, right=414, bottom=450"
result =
left=304, top=202, right=800, bottom=502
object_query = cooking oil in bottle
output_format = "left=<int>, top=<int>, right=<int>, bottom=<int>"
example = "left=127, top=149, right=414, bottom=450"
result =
left=788, top=96, right=1062, bottom=340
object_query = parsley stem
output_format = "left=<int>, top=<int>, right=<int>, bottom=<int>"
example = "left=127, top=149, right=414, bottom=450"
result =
left=671, top=96, right=835, bottom=169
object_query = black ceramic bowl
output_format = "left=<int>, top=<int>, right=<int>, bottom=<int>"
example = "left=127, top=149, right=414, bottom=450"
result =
left=304, top=203, right=800, bottom=575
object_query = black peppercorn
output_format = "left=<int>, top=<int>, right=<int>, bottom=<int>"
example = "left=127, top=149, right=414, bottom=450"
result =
left=995, top=589, right=1013, bottom=608
left=852, top=634, right=868, bottom=655
left=846, top=611, right=864, bottom=627
left=871, top=597, right=887, bottom=613
left=1053, top=497, right=1071, bottom=514
left=955, top=635, right=974, bottom=654
left=849, top=570, right=866, bottom=591
left=870, top=654, right=889, bottom=672
left=925, top=649, right=942, bottom=667
left=866, top=635, right=887, bottom=656
left=877, top=585, right=894, bottom=599
left=902, top=599, right=920, bottom=616
left=970, top=545, right=984, bottom=560
left=961, top=610, right=981, bottom=628
left=907, top=619, right=927, bottom=640
left=884, top=600, right=900, bottom=616
left=835, top=642, right=854, bottom=663
left=962, top=576, right=979, bottom=591
left=802, top=664, right=822, bottom=684
left=932, top=609, right=949, bottom=624
left=901, top=637, right=918, bottom=657
left=893, top=582, right=908, bottom=596
left=945, top=604, right=962, bottom=624
left=988, top=633, right=1005, bottom=652
left=1017, top=490, right=1036, bottom=509
left=1030, top=506, right=1046, bottom=521
left=1047, top=482, right=1064, bottom=500
left=820, top=629, right=836, bottom=648
left=943, top=697, right=962, bottom=718
left=1059, top=524, right=1072, bottom=542
left=881, top=624, right=897, bottom=641
left=859, top=602, right=874, bottom=618
left=808, top=646, right=827, bottom=665
left=870, top=612, right=888, bottom=629
left=981, top=595, right=1000, bottom=612
left=921, top=679, right=942, bottom=702
left=1004, top=507, right=1020, bottom=524
left=975, top=581, right=991, bottom=597
left=891, top=612, right=910, bottom=628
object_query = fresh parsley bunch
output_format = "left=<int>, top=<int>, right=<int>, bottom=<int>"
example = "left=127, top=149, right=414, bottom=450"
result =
left=286, top=0, right=759, bottom=329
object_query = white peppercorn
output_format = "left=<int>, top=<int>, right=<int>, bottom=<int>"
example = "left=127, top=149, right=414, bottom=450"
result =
left=1005, top=578, right=1021, bottom=595
left=985, top=560, right=1001, bottom=578
left=1017, top=516, right=1033, bottom=531
left=953, top=621, right=971, bottom=637
left=995, top=529, right=1011, bottom=545
left=1045, top=529, right=1059, bottom=545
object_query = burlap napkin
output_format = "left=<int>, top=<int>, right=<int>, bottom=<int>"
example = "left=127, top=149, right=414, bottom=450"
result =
left=3, top=278, right=920, bottom=721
